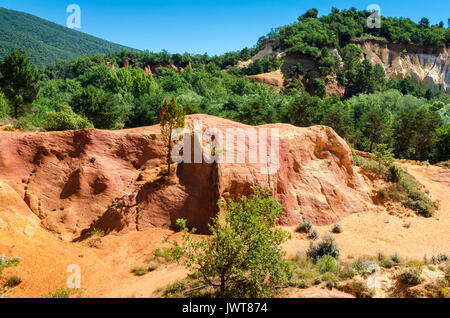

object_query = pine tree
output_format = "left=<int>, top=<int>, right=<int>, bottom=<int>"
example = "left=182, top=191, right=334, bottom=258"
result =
left=0, top=50, right=40, bottom=118
left=159, top=96, right=185, bottom=175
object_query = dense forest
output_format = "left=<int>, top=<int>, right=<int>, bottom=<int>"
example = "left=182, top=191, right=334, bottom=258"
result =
left=0, top=7, right=132, bottom=65
left=0, top=8, right=449, bottom=164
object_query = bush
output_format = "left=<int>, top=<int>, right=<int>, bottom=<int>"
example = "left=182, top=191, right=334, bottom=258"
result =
left=380, top=258, right=395, bottom=269
left=307, top=233, right=340, bottom=263
left=131, top=267, right=148, bottom=276
left=308, top=229, right=318, bottom=241
left=388, top=164, right=402, bottom=183
left=338, top=280, right=375, bottom=298
left=296, top=218, right=313, bottom=233
left=350, top=258, right=378, bottom=276
left=0, top=256, right=20, bottom=274
left=316, top=255, right=339, bottom=274
left=332, top=224, right=342, bottom=234
left=391, top=253, right=401, bottom=264
left=171, top=187, right=292, bottom=297
left=5, top=275, right=22, bottom=288
left=438, top=254, right=449, bottom=263
left=43, top=103, right=93, bottom=131
left=42, top=288, right=85, bottom=298
left=397, top=268, right=423, bottom=286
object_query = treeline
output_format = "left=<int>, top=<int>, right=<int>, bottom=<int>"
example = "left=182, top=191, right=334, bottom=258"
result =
left=0, top=48, right=448, bottom=163
left=267, top=7, right=450, bottom=58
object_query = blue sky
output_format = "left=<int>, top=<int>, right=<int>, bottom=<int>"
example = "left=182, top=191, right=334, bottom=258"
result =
left=1, top=0, right=448, bottom=55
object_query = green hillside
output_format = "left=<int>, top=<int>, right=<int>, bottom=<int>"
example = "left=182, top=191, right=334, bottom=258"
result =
left=0, top=7, right=134, bottom=65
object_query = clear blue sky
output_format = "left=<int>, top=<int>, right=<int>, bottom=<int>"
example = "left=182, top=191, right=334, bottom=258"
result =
left=1, top=0, right=448, bottom=55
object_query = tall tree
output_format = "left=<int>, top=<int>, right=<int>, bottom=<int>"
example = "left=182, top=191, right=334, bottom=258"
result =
left=159, top=96, right=185, bottom=175
left=0, top=50, right=40, bottom=118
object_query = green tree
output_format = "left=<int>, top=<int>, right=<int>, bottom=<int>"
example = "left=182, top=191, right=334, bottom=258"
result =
left=313, top=78, right=327, bottom=98
left=283, top=92, right=320, bottom=127
left=394, top=106, right=441, bottom=160
left=43, top=103, right=93, bottom=131
left=171, top=187, right=292, bottom=297
left=0, top=50, right=40, bottom=118
left=159, top=96, right=185, bottom=175
left=70, top=85, right=129, bottom=129
left=360, top=106, right=391, bottom=152
left=0, top=92, right=8, bottom=118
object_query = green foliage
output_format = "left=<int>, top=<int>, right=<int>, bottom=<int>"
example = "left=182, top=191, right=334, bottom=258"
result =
left=240, top=57, right=282, bottom=76
left=70, top=85, right=129, bottom=129
left=316, top=255, right=339, bottom=274
left=0, top=92, right=8, bottom=118
left=131, top=267, right=149, bottom=276
left=0, top=50, right=40, bottom=118
left=307, top=233, right=340, bottom=263
left=43, top=103, right=93, bottom=131
left=42, top=288, right=85, bottom=298
left=397, top=267, right=423, bottom=285
left=171, top=187, right=292, bottom=298
left=159, top=96, right=185, bottom=175
left=388, top=164, right=402, bottom=183
left=0, top=255, right=20, bottom=275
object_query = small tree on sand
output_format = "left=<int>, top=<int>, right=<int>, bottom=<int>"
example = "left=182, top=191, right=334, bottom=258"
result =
left=159, top=96, right=185, bottom=175
left=170, top=187, right=292, bottom=297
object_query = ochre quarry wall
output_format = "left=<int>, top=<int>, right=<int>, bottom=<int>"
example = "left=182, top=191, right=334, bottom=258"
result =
left=0, top=115, right=371, bottom=240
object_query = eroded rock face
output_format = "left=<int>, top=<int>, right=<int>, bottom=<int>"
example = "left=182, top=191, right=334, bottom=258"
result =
left=250, top=40, right=449, bottom=93
left=0, top=115, right=371, bottom=240
left=357, top=41, right=449, bottom=93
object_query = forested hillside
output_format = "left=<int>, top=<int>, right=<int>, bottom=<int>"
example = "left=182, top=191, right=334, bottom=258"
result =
left=0, top=7, right=133, bottom=65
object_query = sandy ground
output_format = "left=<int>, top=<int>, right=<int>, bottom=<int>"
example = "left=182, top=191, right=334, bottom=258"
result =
left=1, top=163, right=448, bottom=298
left=284, top=163, right=450, bottom=261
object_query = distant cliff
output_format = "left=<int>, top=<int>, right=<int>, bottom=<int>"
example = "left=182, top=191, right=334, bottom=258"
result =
left=246, top=40, right=449, bottom=94
left=356, top=40, right=449, bottom=93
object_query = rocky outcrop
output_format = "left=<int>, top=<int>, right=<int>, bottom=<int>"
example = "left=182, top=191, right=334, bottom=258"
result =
left=357, top=40, right=449, bottom=93
left=0, top=115, right=371, bottom=240
left=248, top=40, right=449, bottom=93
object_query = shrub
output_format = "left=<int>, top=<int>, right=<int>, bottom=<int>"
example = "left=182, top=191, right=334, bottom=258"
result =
left=437, top=254, right=449, bottom=263
left=397, top=268, right=423, bottom=286
left=380, top=258, right=395, bottom=269
left=43, top=103, right=93, bottom=131
left=153, top=248, right=172, bottom=262
left=0, top=255, right=20, bottom=274
left=391, top=253, right=401, bottom=264
left=332, top=224, right=342, bottom=234
left=307, top=233, right=340, bottom=263
left=308, top=229, right=318, bottom=241
left=42, top=288, right=85, bottom=298
left=296, top=218, right=313, bottom=233
left=171, top=187, right=292, bottom=298
left=351, top=258, right=378, bottom=276
left=131, top=267, right=148, bottom=276
left=388, top=164, right=402, bottom=183
left=5, top=275, right=22, bottom=288
left=316, top=255, right=339, bottom=274
left=338, top=280, right=375, bottom=298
